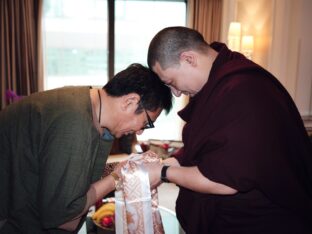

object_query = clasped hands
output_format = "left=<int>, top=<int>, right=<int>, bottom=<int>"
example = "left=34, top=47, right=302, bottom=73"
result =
left=112, top=150, right=166, bottom=189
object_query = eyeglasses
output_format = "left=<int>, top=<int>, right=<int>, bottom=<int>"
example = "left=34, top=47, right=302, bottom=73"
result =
left=142, top=108, right=155, bottom=130
left=140, top=100, right=155, bottom=130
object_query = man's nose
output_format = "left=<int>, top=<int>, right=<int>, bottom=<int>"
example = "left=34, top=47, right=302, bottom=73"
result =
left=136, top=129, right=144, bottom=135
left=171, top=87, right=182, bottom=97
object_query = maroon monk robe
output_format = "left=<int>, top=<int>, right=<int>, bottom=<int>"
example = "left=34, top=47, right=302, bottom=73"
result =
left=174, top=42, right=312, bottom=234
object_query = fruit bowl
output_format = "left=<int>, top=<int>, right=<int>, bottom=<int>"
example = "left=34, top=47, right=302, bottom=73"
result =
left=92, top=201, right=115, bottom=234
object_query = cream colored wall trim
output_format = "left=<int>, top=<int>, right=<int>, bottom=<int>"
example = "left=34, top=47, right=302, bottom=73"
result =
left=268, top=0, right=294, bottom=94
left=268, top=0, right=312, bottom=115
left=293, top=0, right=312, bottom=115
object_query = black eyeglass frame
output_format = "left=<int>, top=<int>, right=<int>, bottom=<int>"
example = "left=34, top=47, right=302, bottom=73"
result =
left=139, top=100, right=155, bottom=130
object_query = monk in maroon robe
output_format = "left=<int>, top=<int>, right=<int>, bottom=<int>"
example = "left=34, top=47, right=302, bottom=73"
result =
left=146, top=26, right=312, bottom=234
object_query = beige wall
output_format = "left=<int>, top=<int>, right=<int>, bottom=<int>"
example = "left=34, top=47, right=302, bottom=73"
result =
left=221, top=0, right=273, bottom=68
left=293, top=0, right=312, bottom=115
left=221, top=0, right=312, bottom=115
left=236, top=0, right=272, bottom=68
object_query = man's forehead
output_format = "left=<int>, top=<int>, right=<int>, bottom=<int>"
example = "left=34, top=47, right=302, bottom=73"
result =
left=153, top=62, right=170, bottom=82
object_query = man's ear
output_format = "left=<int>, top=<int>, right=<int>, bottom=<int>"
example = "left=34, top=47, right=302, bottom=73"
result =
left=121, top=93, right=141, bottom=112
left=180, top=51, right=196, bottom=66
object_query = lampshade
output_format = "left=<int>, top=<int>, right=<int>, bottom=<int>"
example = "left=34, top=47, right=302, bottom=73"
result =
left=241, top=35, right=254, bottom=51
left=228, top=22, right=241, bottom=37
left=241, top=35, right=254, bottom=59
left=227, top=22, right=241, bottom=51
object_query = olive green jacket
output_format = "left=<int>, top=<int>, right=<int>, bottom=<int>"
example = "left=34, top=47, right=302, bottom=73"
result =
left=0, top=87, right=112, bottom=233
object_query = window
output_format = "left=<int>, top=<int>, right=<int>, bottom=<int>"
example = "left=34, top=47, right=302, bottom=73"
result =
left=43, top=0, right=108, bottom=89
left=114, top=0, right=186, bottom=73
left=43, top=0, right=186, bottom=141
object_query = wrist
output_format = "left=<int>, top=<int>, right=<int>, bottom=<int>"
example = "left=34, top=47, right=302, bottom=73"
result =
left=110, top=172, right=120, bottom=190
left=160, top=165, right=170, bottom=183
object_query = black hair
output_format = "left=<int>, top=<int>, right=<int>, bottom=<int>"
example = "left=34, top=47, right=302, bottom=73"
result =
left=147, top=26, right=209, bottom=69
left=103, top=63, right=173, bottom=114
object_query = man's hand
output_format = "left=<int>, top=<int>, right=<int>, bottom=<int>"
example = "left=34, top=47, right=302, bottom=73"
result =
left=112, top=160, right=127, bottom=179
left=143, top=161, right=163, bottom=189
